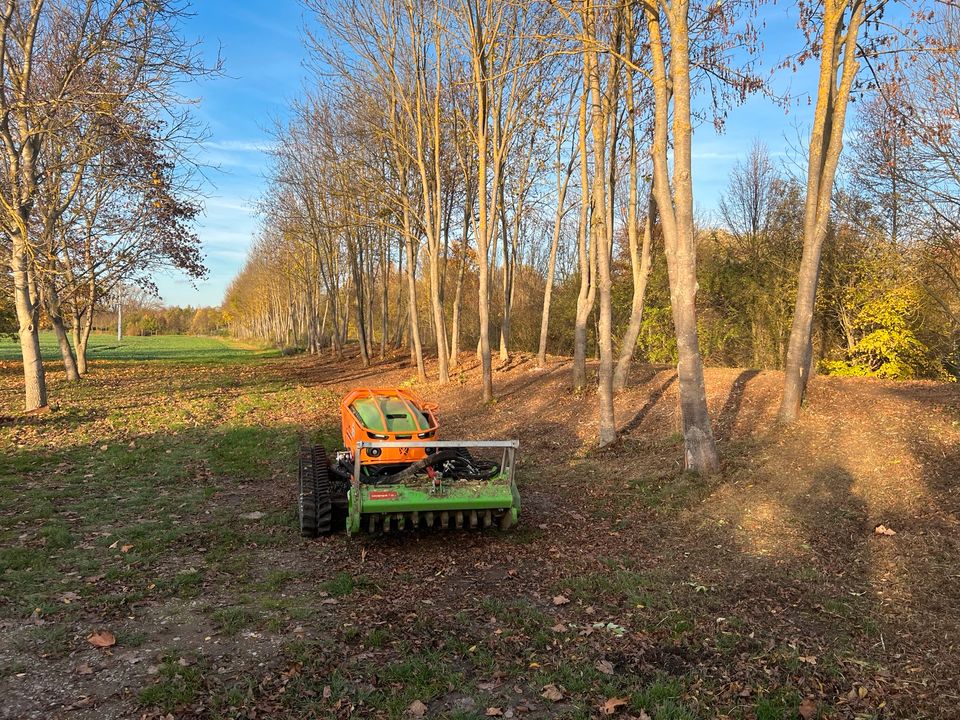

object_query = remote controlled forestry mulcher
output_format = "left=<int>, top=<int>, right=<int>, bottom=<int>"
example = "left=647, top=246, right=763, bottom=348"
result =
left=298, top=388, right=520, bottom=536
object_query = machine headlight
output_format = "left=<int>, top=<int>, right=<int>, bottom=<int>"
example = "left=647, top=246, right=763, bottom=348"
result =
left=366, top=447, right=382, bottom=458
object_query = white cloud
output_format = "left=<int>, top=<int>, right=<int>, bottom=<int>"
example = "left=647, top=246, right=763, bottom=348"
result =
left=204, top=197, right=255, bottom=214
left=203, top=139, right=275, bottom=153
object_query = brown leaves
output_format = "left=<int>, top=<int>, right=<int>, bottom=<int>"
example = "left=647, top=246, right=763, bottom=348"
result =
left=541, top=684, right=564, bottom=702
left=798, top=698, right=818, bottom=719
left=595, top=659, right=615, bottom=675
left=485, top=708, right=503, bottom=717
left=600, top=697, right=628, bottom=715
left=552, top=595, right=570, bottom=606
left=407, top=699, right=428, bottom=718
left=86, top=630, right=116, bottom=649
left=874, top=524, right=897, bottom=536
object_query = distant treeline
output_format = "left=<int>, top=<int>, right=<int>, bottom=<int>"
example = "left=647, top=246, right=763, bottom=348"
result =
left=98, top=304, right=227, bottom=338
left=0, top=299, right=228, bottom=339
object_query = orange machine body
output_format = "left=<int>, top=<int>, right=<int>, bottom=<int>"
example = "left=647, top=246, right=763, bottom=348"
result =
left=340, top=387, right=439, bottom=465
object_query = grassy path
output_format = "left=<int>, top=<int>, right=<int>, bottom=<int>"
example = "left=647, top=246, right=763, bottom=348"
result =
left=1, top=338, right=959, bottom=719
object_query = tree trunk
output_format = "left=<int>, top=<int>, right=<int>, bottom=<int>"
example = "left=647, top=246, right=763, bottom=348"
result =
left=614, top=191, right=655, bottom=391
left=44, top=285, right=80, bottom=381
left=537, top=161, right=572, bottom=368
left=381, top=234, right=389, bottom=359
left=475, top=142, right=495, bottom=401
left=72, top=312, right=86, bottom=375
left=585, top=3, right=617, bottom=447
left=349, top=235, right=370, bottom=368
left=780, top=3, right=863, bottom=423
left=403, top=222, right=426, bottom=380
left=572, top=77, right=596, bottom=391
left=498, top=181, right=512, bottom=363
left=11, top=230, right=48, bottom=411
left=77, top=279, right=96, bottom=375
left=427, top=247, right=449, bottom=381
left=449, top=237, right=466, bottom=370
left=647, top=4, right=718, bottom=474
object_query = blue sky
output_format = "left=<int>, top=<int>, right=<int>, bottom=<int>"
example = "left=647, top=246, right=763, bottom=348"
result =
left=153, top=2, right=311, bottom=307
left=156, top=2, right=816, bottom=308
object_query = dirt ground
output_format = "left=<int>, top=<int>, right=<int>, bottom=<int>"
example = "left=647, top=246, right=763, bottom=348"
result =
left=1, top=348, right=959, bottom=719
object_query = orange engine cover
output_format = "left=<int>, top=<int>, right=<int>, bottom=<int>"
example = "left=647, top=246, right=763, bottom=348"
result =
left=340, top=387, right=439, bottom=465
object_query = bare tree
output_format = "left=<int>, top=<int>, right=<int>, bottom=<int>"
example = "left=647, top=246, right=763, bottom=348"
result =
left=642, top=0, right=761, bottom=473
left=613, top=7, right=654, bottom=392
left=0, top=0, right=210, bottom=410
left=537, top=78, right=578, bottom=367
left=780, top=0, right=874, bottom=422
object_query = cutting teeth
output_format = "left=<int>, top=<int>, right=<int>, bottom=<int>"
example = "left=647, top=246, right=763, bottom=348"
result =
left=359, top=508, right=510, bottom=533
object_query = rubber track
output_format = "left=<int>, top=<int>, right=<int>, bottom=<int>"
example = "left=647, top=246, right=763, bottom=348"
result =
left=299, top=445, right=333, bottom=536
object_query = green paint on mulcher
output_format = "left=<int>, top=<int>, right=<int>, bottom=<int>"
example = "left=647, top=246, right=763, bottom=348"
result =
left=346, top=472, right=520, bottom=534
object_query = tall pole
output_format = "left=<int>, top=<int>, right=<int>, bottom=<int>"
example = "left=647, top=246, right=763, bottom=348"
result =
left=117, top=291, right=123, bottom=342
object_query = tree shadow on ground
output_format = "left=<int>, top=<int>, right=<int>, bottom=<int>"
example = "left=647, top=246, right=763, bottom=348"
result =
left=620, top=372, right=677, bottom=435
left=715, top=369, right=760, bottom=440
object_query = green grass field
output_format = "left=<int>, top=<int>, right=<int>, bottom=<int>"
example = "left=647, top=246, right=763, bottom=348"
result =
left=2, top=338, right=959, bottom=718
left=0, top=332, right=274, bottom=363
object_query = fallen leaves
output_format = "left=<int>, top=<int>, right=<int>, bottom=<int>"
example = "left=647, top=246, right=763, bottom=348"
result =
left=592, top=621, right=627, bottom=637
left=86, top=630, right=116, bottom=649
left=798, top=698, right=818, bottom=719
left=595, top=659, right=615, bottom=675
left=600, top=697, right=628, bottom=715
left=874, top=524, right=897, bottom=536
left=407, top=699, right=428, bottom=718
left=552, top=595, right=570, bottom=606
left=485, top=708, right=503, bottom=717
left=541, top=684, right=564, bottom=702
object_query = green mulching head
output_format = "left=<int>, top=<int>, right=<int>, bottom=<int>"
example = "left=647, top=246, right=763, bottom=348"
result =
left=346, top=440, right=520, bottom=534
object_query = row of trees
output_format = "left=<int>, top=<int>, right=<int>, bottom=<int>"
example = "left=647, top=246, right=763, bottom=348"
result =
left=225, top=0, right=958, bottom=471
left=106, top=300, right=225, bottom=337
left=0, top=293, right=226, bottom=339
left=1, top=0, right=210, bottom=405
